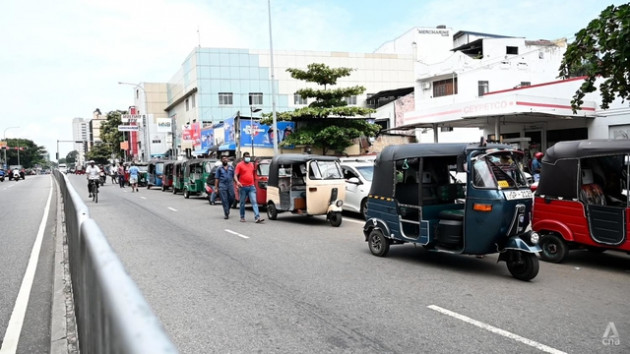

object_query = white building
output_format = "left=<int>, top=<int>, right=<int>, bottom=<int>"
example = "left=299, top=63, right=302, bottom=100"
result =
left=71, top=117, right=89, bottom=164
left=162, top=47, right=414, bottom=157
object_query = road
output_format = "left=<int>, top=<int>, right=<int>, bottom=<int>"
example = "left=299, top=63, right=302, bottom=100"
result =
left=1, top=174, right=629, bottom=353
left=0, top=175, right=56, bottom=353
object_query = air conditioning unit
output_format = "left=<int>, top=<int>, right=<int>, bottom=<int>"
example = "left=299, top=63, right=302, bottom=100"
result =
left=421, top=82, right=432, bottom=90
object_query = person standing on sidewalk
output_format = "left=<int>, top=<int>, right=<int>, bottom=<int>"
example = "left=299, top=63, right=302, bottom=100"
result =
left=234, top=152, right=264, bottom=223
left=128, top=162, right=140, bottom=192
left=215, top=156, right=235, bottom=219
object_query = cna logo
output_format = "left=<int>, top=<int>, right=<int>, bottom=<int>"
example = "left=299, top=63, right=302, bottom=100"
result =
left=602, top=322, right=620, bottom=346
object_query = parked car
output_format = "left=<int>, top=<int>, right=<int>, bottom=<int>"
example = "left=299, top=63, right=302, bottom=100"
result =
left=340, top=157, right=375, bottom=219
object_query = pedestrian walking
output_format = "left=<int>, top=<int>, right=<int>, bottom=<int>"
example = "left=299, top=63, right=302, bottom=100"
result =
left=128, top=162, right=140, bottom=192
left=234, top=152, right=264, bottom=223
left=215, top=156, right=235, bottom=219
left=118, top=164, right=126, bottom=188
left=209, top=159, right=222, bottom=205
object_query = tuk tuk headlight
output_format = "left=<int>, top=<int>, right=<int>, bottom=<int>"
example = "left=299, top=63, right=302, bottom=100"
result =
left=529, top=232, right=540, bottom=245
left=335, top=200, right=343, bottom=207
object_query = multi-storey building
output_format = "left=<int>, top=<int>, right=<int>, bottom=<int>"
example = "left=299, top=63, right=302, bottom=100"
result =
left=72, top=117, right=89, bottom=164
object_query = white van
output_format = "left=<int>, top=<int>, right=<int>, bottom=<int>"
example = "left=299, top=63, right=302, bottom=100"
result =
left=58, top=164, right=68, bottom=173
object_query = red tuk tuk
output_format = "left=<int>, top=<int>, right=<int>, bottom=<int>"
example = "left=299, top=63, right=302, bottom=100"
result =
left=533, top=139, right=630, bottom=262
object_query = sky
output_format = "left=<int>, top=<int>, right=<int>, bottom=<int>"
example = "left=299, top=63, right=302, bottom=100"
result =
left=0, top=0, right=624, bottom=161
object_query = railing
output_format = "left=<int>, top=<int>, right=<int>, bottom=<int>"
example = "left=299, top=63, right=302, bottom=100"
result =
left=54, top=170, right=178, bottom=353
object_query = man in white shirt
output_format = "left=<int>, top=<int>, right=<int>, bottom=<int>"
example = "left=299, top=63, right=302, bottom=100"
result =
left=86, top=160, right=101, bottom=198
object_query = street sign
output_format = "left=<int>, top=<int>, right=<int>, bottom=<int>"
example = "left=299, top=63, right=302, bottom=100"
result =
left=118, top=125, right=139, bottom=132
left=121, top=114, right=148, bottom=123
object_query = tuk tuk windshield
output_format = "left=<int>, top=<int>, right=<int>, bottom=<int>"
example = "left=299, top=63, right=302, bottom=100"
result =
left=309, top=160, right=343, bottom=180
left=472, top=152, right=528, bottom=189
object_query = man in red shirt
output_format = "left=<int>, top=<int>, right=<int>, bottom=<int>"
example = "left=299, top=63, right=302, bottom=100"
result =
left=234, top=152, right=264, bottom=223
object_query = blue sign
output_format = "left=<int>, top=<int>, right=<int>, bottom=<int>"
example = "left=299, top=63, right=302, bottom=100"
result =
left=240, top=121, right=295, bottom=148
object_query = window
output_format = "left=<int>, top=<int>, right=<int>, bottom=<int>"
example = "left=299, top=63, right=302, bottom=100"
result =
left=191, top=94, right=196, bottom=108
left=219, top=92, right=233, bottom=105
left=520, top=81, right=531, bottom=87
left=249, top=92, right=263, bottom=105
left=478, top=81, right=489, bottom=96
left=344, top=95, right=357, bottom=105
left=506, top=46, right=519, bottom=55
left=433, top=78, right=458, bottom=98
left=185, top=98, right=189, bottom=111
left=294, top=93, right=307, bottom=105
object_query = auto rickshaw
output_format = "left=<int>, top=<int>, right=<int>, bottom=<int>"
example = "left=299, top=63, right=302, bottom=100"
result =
left=171, top=161, right=185, bottom=194
left=162, top=161, right=175, bottom=192
left=147, top=160, right=168, bottom=189
left=182, top=158, right=217, bottom=199
left=235, top=157, right=272, bottom=207
left=533, top=139, right=630, bottom=263
left=266, top=154, right=345, bottom=227
left=363, top=141, right=541, bottom=281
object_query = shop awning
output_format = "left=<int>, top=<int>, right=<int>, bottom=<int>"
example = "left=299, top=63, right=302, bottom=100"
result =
left=192, top=146, right=211, bottom=156
left=218, top=143, right=236, bottom=151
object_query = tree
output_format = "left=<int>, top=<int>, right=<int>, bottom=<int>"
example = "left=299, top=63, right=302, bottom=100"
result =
left=99, top=110, right=127, bottom=161
left=3, top=138, right=47, bottom=168
left=261, top=63, right=379, bottom=155
left=66, top=150, right=79, bottom=164
left=86, top=142, right=112, bottom=165
left=559, top=3, right=630, bottom=112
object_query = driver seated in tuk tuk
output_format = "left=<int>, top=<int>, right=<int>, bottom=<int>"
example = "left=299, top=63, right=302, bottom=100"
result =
left=579, top=169, right=606, bottom=206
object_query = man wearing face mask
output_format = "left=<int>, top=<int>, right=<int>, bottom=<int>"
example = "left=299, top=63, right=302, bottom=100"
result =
left=214, top=156, right=235, bottom=219
left=234, top=152, right=264, bottom=223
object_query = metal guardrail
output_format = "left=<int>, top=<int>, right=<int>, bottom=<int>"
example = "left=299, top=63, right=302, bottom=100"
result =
left=54, top=170, right=178, bottom=353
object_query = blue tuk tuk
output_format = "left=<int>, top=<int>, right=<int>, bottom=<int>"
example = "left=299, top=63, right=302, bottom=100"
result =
left=363, top=141, right=541, bottom=281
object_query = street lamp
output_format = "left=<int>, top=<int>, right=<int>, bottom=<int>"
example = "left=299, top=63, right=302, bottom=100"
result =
left=3, top=126, right=19, bottom=169
left=250, top=106, right=262, bottom=156
left=118, top=81, right=150, bottom=161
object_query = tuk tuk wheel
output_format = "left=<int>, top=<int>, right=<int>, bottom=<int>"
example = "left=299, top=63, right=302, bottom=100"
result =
left=329, top=212, right=342, bottom=227
left=368, top=229, right=390, bottom=257
left=184, top=189, right=190, bottom=199
left=506, top=251, right=539, bottom=281
left=172, top=187, right=177, bottom=194
left=539, top=233, right=568, bottom=263
left=162, top=185, right=166, bottom=192
left=267, top=203, right=278, bottom=220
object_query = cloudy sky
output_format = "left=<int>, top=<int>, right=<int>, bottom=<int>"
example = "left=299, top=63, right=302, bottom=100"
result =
left=0, top=0, right=622, bottom=160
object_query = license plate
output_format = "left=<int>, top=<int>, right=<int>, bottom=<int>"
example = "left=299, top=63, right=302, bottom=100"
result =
left=503, top=189, right=533, bottom=200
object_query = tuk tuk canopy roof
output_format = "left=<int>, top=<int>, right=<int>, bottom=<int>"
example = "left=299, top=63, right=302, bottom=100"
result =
left=268, top=154, right=340, bottom=187
left=543, top=139, right=630, bottom=163
left=372, top=142, right=515, bottom=197
left=537, top=139, right=630, bottom=199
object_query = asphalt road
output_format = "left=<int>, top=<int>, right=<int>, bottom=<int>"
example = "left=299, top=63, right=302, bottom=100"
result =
left=0, top=175, right=56, bottom=354
left=65, top=174, right=629, bottom=354
left=1, top=174, right=629, bottom=353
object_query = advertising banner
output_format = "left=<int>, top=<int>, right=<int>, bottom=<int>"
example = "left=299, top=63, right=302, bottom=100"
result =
left=156, top=118, right=172, bottom=133
left=239, top=120, right=295, bottom=147
left=200, top=128, right=215, bottom=150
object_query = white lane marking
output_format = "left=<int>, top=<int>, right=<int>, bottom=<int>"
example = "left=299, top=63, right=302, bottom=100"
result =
left=140, top=196, right=146, bottom=200
left=0, top=177, right=53, bottom=354
left=225, top=229, right=250, bottom=239
left=428, top=305, right=566, bottom=354
left=168, top=207, right=177, bottom=212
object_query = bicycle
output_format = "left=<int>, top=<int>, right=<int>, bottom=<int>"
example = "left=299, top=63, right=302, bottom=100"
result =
left=89, top=179, right=99, bottom=203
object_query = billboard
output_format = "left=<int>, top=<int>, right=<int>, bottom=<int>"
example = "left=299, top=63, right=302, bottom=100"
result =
left=239, top=120, right=295, bottom=147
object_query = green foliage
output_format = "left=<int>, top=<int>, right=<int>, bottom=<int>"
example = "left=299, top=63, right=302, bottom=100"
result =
left=2, top=138, right=47, bottom=168
left=261, top=63, right=378, bottom=155
left=86, top=142, right=111, bottom=165
left=66, top=150, right=79, bottom=164
left=99, top=110, right=126, bottom=160
left=560, top=4, right=630, bottom=111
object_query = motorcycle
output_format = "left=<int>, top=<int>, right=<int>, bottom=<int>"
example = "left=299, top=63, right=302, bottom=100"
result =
left=0, top=169, right=5, bottom=182
left=99, top=171, right=106, bottom=186
left=12, top=169, right=21, bottom=181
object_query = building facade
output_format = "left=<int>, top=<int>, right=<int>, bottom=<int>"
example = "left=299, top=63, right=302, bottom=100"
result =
left=72, top=117, right=89, bottom=165
left=162, top=47, right=415, bottom=157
